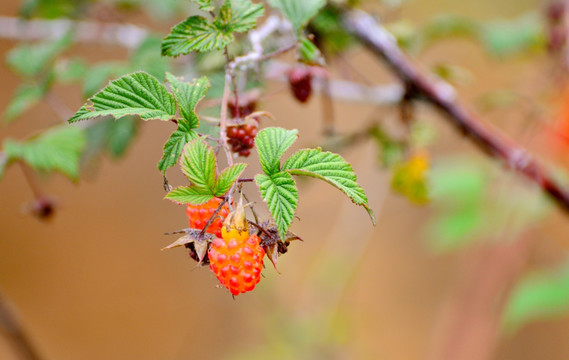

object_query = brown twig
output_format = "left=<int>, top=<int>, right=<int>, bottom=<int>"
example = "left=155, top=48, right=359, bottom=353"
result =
left=200, top=197, right=228, bottom=237
left=0, top=291, right=41, bottom=360
left=19, top=163, right=43, bottom=199
left=341, top=9, right=569, bottom=214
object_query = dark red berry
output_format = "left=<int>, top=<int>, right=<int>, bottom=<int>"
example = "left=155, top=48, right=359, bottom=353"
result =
left=288, top=67, right=313, bottom=103
left=226, top=121, right=259, bottom=157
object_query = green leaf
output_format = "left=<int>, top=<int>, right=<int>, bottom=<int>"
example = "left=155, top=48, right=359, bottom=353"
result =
left=268, top=0, right=325, bottom=33
left=3, top=84, right=45, bottom=124
left=161, top=16, right=234, bottom=56
left=69, top=72, right=177, bottom=123
left=298, top=36, right=325, bottom=66
left=161, top=1, right=263, bottom=56
left=256, top=172, right=298, bottom=239
left=3, top=126, right=86, bottom=180
left=222, top=0, right=265, bottom=33
left=192, top=0, right=215, bottom=12
left=179, top=138, right=217, bottom=193
left=166, top=73, right=210, bottom=127
left=216, top=163, right=247, bottom=195
left=164, top=185, right=214, bottom=205
left=480, top=13, right=544, bottom=57
left=6, top=32, right=72, bottom=77
left=158, top=122, right=198, bottom=172
left=282, top=148, right=375, bottom=224
left=255, top=127, right=298, bottom=175
left=165, top=138, right=247, bottom=204
left=503, top=266, right=569, bottom=333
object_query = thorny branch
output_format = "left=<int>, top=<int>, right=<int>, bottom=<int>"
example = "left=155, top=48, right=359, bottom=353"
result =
left=341, top=8, right=569, bottom=214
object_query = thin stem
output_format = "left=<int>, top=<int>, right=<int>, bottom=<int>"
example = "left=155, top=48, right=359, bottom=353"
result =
left=248, top=220, right=272, bottom=238
left=200, top=197, right=228, bottom=237
left=19, top=163, right=43, bottom=199
left=225, top=47, right=241, bottom=119
left=0, top=291, right=41, bottom=360
left=259, top=42, right=297, bottom=62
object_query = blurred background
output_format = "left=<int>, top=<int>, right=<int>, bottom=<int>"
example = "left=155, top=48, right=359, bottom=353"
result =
left=2, top=0, right=569, bottom=359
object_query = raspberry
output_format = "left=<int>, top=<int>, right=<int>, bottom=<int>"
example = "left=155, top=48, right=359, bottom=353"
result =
left=208, top=234, right=265, bottom=295
left=288, top=67, right=313, bottom=103
left=207, top=198, right=265, bottom=295
left=227, top=121, right=259, bottom=157
left=186, top=198, right=229, bottom=238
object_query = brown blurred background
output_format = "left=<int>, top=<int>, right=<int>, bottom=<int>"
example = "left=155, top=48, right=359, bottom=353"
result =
left=2, top=0, right=569, bottom=359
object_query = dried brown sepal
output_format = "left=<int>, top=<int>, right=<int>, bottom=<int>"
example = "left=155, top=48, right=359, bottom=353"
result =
left=162, top=228, right=215, bottom=251
left=251, top=221, right=302, bottom=270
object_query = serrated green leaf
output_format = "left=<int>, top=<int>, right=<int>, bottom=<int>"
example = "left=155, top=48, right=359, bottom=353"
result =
left=164, top=185, right=215, bottom=205
left=223, top=0, right=264, bottom=33
left=268, top=0, right=325, bottom=33
left=256, top=172, right=298, bottom=239
left=159, top=73, right=210, bottom=172
left=6, top=32, right=72, bottom=77
left=161, top=16, right=234, bottom=56
left=298, top=36, right=325, bottom=66
left=69, top=72, right=177, bottom=123
left=179, top=138, right=217, bottom=192
left=3, top=84, right=45, bottom=124
left=158, top=122, right=198, bottom=172
left=166, top=73, right=210, bottom=127
left=282, top=148, right=375, bottom=224
left=3, top=126, right=86, bottom=180
left=162, top=1, right=263, bottom=57
left=192, top=0, right=215, bottom=12
left=166, top=138, right=243, bottom=204
left=503, top=266, right=569, bottom=333
left=216, top=163, right=247, bottom=196
left=255, top=127, right=299, bottom=175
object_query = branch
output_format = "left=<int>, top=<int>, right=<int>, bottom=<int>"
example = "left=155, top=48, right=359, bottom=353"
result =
left=341, top=9, right=569, bottom=213
left=0, top=16, right=147, bottom=49
left=0, top=291, right=41, bottom=360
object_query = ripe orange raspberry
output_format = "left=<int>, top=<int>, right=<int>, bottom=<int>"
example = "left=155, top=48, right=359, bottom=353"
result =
left=208, top=234, right=265, bottom=295
left=185, top=198, right=229, bottom=238
left=207, top=199, right=265, bottom=295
